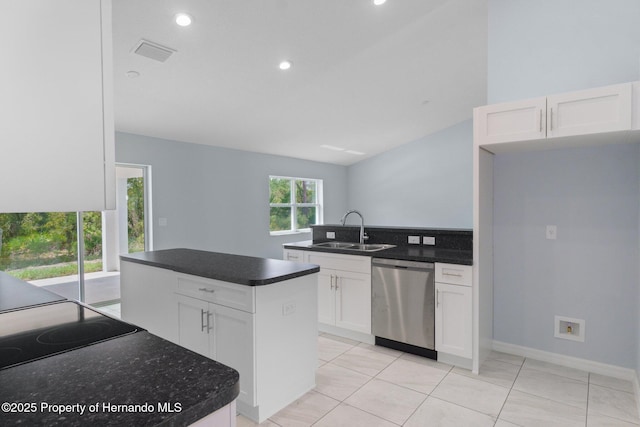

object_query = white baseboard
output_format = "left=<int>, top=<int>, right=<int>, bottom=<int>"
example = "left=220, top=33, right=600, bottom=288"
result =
left=634, top=371, right=640, bottom=420
left=492, top=340, right=636, bottom=381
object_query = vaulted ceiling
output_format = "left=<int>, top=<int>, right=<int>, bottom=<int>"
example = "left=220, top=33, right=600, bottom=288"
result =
left=112, top=0, right=487, bottom=165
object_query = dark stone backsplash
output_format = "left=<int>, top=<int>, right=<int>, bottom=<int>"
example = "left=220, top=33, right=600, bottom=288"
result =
left=311, top=225, right=472, bottom=251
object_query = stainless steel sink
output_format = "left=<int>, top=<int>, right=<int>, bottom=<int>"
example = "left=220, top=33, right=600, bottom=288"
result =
left=311, top=242, right=395, bottom=252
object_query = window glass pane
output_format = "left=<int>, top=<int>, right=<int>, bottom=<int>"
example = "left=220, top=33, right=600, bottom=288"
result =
left=270, top=207, right=291, bottom=231
left=296, top=207, right=316, bottom=230
left=127, top=176, right=145, bottom=253
left=295, top=180, right=316, bottom=204
left=269, top=177, right=291, bottom=203
left=82, top=211, right=103, bottom=275
left=0, top=212, right=78, bottom=281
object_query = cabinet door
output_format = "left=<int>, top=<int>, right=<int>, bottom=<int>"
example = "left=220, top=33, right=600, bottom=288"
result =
left=474, top=97, right=547, bottom=146
left=1, top=0, right=115, bottom=212
left=547, top=83, right=632, bottom=138
left=317, top=270, right=336, bottom=326
left=435, top=283, right=472, bottom=358
left=283, top=249, right=304, bottom=263
left=334, top=271, right=372, bottom=334
left=176, top=295, right=210, bottom=358
left=209, top=304, right=255, bottom=406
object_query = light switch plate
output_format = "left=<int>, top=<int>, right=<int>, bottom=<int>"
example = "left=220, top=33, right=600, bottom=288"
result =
left=326, top=231, right=336, bottom=239
left=408, top=236, right=420, bottom=244
left=546, top=225, right=557, bottom=240
left=423, top=236, right=436, bottom=245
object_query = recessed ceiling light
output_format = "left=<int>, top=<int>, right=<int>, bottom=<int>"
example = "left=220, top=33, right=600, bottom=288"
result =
left=175, top=13, right=193, bottom=27
left=278, top=61, right=293, bottom=70
left=279, top=60, right=293, bottom=70
left=373, top=0, right=387, bottom=5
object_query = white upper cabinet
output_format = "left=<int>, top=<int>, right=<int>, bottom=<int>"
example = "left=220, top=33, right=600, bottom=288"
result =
left=474, top=97, right=547, bottom=145
left=0, top=0, right=115, bottom=213
left=475, top=82, right=635, bottom=152
left=546, top=83, right=632, bottom=138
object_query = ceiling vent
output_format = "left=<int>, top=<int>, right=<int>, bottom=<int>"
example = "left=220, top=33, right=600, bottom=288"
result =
left=132, top=39, right=176, bottom=62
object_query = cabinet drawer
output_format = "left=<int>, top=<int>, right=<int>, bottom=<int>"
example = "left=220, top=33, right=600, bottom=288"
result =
left=283, top=249, right=304, bottom=263
left=435, top=263, right=472, bottom=287
left=175, top=274, right=255, bottom=313
left=304, top=251, right=371, bottom=274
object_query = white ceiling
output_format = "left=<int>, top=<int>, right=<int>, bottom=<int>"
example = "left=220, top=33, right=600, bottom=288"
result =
left=112, top=0, right=488, bottom=166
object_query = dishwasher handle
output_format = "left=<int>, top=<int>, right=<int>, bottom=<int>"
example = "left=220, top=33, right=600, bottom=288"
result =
left=372, top=257, right=434, bottom=271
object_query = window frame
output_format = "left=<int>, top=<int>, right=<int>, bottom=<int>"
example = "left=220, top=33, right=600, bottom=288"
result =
left=269, top=175, right=323, bottom=235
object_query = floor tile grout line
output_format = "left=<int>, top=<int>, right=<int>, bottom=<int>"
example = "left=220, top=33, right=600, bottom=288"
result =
left=493, top=355, right=525, bottom=426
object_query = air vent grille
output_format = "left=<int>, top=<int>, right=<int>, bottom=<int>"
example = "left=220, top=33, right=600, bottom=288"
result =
left=132, top=39, right=176, bottom=62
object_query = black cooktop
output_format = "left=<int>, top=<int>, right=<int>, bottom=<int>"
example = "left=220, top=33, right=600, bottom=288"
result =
left=0, top=301, right=139, bottom=370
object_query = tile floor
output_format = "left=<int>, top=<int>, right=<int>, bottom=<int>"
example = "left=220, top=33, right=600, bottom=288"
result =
left=238, top=334, right=640, bottom=427
left=98, top=305, right=639, bottom=426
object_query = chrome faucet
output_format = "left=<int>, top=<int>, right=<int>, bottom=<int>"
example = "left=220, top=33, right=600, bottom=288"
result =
left=340, top=210, right=367, bottom=244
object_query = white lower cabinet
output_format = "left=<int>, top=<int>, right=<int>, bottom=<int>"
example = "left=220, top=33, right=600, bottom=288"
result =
left=435, top=263, right=472, bottom=359
left=303, top=251, right=372, bottom=337
left=176, top=294, right=254, bottom=406
left=120, top=260, right=318, bottom=423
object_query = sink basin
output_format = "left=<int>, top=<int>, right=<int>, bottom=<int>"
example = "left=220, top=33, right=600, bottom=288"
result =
left=311, top=242, right=395, bottom=252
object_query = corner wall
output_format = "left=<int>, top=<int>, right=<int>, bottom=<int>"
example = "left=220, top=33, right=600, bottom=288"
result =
left=346, top=120, right=473, bottom=228
left=115, top=132, right=348, bottom=260
left=488, top=0, right=640, bottom=369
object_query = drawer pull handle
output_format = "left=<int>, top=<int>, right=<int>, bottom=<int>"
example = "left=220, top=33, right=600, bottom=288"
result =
left=198, top=287, right=216, bottom=293
left=442, top=272, right=463, bottom=278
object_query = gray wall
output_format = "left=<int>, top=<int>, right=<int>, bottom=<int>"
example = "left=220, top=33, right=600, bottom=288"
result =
left=346, top=120, right=473, bottom=228
left=489, top=0, right=640, bottom=368
left=115, top=132, right=348, bottom=260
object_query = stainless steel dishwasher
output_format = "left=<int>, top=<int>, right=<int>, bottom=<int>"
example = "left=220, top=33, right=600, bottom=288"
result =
left=372, top=258, right=436, bottom=358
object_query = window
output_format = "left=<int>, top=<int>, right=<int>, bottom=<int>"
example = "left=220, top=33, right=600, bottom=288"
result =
left=269, top=176, right=323, bottom=234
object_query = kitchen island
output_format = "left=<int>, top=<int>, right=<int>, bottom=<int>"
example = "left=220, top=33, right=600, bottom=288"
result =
left=0, top=271, right=240, bottom=427
left=120, top=248, right=320, bottom=423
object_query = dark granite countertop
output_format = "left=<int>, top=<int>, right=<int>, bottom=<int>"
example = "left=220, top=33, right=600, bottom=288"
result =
left=0, top=331, right=239, bottom=426
left=121, top=248, right=320, bottom=286
left=283, top=240, right=473, bottom=265
left=0, top=271, right=66, bottom=312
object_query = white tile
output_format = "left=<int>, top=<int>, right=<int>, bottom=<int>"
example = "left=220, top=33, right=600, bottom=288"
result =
left=499, top=390, right=586, bottom=427
left=587, top=413, right=640, bottom=426
left=590, top=373, right=635, bottom=393
left=318, top=335, right=356, bottom=362
left=523, top=358, right=589, bottom=382
left=400, top=352, right=453, bottom=372
left=453, top=358, right=521, bottom=388
left=313, top=403, right=397, bottom=427
left=314, top=363, right=371, bottom=401
left=494, top=420, right=521, bottom=427
left=513, top=366, right=588, bottom=409
left=376, top=357, right=448, bottom=394
left=588, top=384, right=640, bottom=425
left=236, top=414, right=280, bottom=427
left=430, top=372, right=509, bottom=418
left=269, top=390, right=339, bottom=427
left=404, top=397, right=495, bottom=427
left=357, top=342, right=403, bottom=358
left=332, top=346, right=397, bottom=377
left=488, top=350, right=525, bottom=366
left=345, top=378, right=427, bottom=425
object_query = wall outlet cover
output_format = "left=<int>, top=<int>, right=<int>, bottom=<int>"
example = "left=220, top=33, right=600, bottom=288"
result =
left=408, top=236, right=420, bottom=244
left=326, top=231, right=336, bottom=239
left=423, top=236, right=436, bottom=245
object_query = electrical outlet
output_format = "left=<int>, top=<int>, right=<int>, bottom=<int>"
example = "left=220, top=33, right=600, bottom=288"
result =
left=423, top=236, right=436, bottom=245
left=282, top=302, right=296, bottom=316
left=326, top=231, right=336, bottom=239
left=158, top=218, right=168, bottom=227
left=408, top=236, right=420, bottom=244
left=546, top=225, right=557, bottom=240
